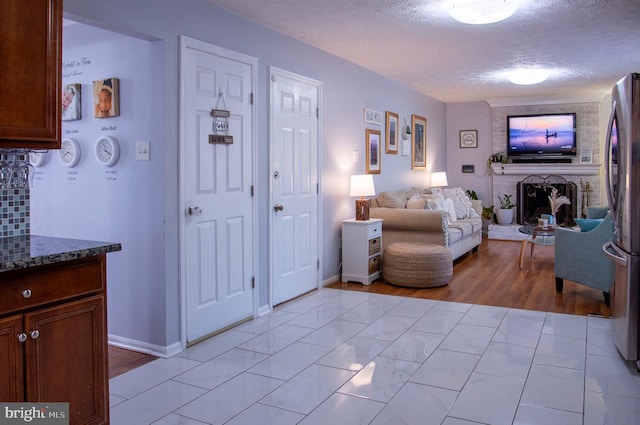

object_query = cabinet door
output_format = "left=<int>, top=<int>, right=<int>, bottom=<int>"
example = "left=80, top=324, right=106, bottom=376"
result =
left=0, top=315, right=24, bottom=401
left=25, top=295, right=108, bottom=425
left=0, top=0, right=62, bottom=148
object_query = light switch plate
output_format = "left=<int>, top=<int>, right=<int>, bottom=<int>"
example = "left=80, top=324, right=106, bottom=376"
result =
left=136, top=141, right=150, bottom=161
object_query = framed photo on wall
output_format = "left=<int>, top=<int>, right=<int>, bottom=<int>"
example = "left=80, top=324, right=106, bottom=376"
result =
left=366, top=129, right=381, bottom=174
left=411, top=114, right=426, bottom=169
left=459, top=130, right=478, bottom=148
left=385, top=111, right=399, bottom=154
left=93, top=77, right=120, bottom=118
left=62, top=83, right=81, bottom=121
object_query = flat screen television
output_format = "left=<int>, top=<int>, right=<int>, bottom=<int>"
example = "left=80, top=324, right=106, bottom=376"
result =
left=507, top=113, right=577, bottom=160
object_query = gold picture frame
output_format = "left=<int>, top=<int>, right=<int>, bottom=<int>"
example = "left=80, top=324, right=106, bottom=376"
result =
left=411, top=114, right=426, bottom=169
left=385, top=111, right=399, bottom=154
left=366, top=129, right=381, bottom=174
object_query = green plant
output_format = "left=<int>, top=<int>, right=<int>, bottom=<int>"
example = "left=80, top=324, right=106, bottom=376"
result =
left=497, top=194, right=516, bottom=209
left=465, top=189, right=478, bottom=200
left=482, top=206, right=494, bottom=220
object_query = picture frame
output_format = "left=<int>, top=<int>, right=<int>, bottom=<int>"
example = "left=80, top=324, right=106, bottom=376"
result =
left=462, top=164, right=475, bottom=173
left=365, top=129, right=381, bottom=174
left=459, top=130, right=478, bottom=148
left=385, top=111, right=399, bottom=154
left=62, top=83, right=81, bottom=121
left=580, top=147, right=593, bottom=163
left=93, top=77, right=120, bottom=118
left=364, top=108, right=383, bottom=125
left=411, top=114, right=427, bottom=169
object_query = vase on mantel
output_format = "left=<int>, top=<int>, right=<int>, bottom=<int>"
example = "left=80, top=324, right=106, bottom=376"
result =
left=496, top=208, right=514, bottom=225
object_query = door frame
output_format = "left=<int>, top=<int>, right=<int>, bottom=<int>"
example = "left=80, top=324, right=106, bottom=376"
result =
left=178, top=36, right=259, bottom=348
left=268, top=66, right=323, bottom=308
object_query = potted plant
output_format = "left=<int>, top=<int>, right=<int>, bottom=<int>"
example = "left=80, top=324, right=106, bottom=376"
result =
left=466, top=189, right=483, bottom=215
left=496, top=194, right=516, bottom=225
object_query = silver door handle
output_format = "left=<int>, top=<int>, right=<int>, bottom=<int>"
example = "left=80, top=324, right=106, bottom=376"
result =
left=187, top=206, right=202, bottom=216
left=274, top=204, right=284, bottom=212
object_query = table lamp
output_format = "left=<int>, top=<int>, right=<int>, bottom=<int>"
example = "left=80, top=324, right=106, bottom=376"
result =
left=431, top=171, right=448, bottom=189
left=350, top=174, right=376, bottom=220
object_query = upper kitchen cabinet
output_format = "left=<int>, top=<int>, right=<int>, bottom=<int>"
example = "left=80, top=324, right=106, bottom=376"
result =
left=0, top=0, right=62, bottom=149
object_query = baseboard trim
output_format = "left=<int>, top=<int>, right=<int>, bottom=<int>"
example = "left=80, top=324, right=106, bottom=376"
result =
left=108, top=334, right=183, bottom=359
left=323, top=274, right=340, bottom=286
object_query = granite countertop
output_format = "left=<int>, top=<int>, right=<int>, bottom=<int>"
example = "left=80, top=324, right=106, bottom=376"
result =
left=0, top=235, right=122, bottom=272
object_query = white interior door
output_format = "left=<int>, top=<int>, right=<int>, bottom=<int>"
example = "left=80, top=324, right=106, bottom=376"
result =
left=270, top=68, right=321, bottom=306
left=181, top=37, right=256, bottom=343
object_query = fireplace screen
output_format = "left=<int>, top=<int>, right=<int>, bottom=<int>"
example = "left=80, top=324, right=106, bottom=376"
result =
left=517, top=175, right=577, bottom=226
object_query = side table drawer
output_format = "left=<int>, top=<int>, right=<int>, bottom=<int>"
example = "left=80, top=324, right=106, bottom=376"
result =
left=368, top=222, right=382, bottom=238
left=368, top=256, right=381, bottom=274
left=369, top=237, right=381, bottom=255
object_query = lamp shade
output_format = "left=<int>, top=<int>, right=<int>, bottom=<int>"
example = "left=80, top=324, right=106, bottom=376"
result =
left=431, top=172, right=448, bottom=188
left=350, top=174, right=376, bottom=198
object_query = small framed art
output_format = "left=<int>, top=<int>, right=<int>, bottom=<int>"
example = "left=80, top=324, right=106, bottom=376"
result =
left=93, top=78, right=120, bottom=118
left=62, top=83, right=81, bottom=121
left=411, top=114, right=426, bottom=169
left=459, top=130, right=477, bottom=148
left=385, top=111, right=399, bottom=154
left=580, top=147, right=593, bottom=163
left=366, top=129, right=381, bottom=174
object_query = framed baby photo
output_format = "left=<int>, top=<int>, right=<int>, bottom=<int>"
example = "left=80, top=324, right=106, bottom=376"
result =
left=62, top=83, right=81, bottom=121
left=366, top=129, right=381, bottom=174
left=93, top=78, right=120, bottom=118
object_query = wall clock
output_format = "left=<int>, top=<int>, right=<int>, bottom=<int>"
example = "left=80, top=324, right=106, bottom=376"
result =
left=29, top=150, right=48, bottom=168
left=59, top=138, right=81, bottom=167
left=94, top=135, right=120, bottom=167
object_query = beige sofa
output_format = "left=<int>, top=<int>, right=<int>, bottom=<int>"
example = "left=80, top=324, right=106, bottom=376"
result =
left=369, top=188, right=482, bottom=261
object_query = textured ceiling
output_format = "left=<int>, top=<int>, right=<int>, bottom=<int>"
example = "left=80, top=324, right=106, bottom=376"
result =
left=207, top=0, right=640, bottom=103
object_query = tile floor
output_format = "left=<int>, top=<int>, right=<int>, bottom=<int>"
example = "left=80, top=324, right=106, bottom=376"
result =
left=109, top=288, right=640, bottom=425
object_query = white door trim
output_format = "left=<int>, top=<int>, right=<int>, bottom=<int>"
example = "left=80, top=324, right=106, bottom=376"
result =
left=268, top=66, right=323, bottom=309
left=178, top=35, right=259, bottom=349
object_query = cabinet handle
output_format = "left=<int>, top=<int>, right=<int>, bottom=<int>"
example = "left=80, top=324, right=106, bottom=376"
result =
left=21, top=289, right=32, bottom=298
left=30, top=330, right=40, bottom=340
left=17, top=333, right=27, bottom=343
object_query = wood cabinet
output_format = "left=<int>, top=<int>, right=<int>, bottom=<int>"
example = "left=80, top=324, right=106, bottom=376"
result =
left=0, top=256, right=109, bottom=425
left=341, top=218, right=383, bottom=285
left=0, top=0, right=62, bottom=149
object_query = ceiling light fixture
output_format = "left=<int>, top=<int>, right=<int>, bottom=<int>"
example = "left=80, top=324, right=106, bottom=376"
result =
left=447, top=0, right=519, bottom=25
left=508, top=68, right=549, bottom=85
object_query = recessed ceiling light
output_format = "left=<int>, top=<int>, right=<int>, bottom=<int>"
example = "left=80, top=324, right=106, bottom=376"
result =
left=447, top=0, right=519, bottom=25
left=507, top=69, right=549, bottom=85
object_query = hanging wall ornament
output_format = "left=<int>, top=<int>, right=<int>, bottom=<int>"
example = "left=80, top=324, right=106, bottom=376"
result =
left=209, top=90, right=233, bottom=144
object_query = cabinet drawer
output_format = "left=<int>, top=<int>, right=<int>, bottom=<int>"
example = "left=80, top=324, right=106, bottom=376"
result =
left=369, top=237, right=381, bottom=255
left=368, top=255, right=380, bottom=274
left=0, top=257, right=105, bottom=316
left=368, top=222, right=382, bottom=238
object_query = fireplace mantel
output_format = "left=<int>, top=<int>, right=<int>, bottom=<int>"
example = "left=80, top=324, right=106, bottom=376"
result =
left=490, top=163, right=601, bottom=176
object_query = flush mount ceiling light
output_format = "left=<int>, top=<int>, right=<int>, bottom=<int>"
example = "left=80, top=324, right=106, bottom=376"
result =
left=507, top=68, right=549, bottom=85
left=447, top=0, right=519, bottom=25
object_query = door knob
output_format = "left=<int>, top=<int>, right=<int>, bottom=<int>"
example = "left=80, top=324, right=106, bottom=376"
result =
left=187, top=206, right=202, bottom=216
left=274, top=204, right=284, bottom=212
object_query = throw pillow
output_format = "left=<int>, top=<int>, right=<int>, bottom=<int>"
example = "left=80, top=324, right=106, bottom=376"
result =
left=574, top=218, right=603, bottom=232
left=423, top=193, right=447, bottom=211
left=443, top=197, right=458, bottom=222
left=377, top=191, right=407, bottom=208
left=442, top=188, right=468, bottom=219
left=406, top=194, right=427, bottom=209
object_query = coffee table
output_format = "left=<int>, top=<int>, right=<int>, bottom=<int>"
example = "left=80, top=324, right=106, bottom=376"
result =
left=518, top=225, right=555, bottom=269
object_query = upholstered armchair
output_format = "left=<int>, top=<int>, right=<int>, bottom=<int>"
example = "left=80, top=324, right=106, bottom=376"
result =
left=554, top=212, right=614, bottom=306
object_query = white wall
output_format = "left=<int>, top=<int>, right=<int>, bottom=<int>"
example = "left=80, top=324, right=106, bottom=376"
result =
left=57, top=0, right=447, bottom=354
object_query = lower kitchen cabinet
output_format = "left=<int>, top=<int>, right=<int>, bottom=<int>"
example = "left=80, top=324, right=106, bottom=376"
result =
left=0, top=255, right=109, bottom=425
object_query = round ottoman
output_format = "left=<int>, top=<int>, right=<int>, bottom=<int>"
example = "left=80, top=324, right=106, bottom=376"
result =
left=382, top=242, right=453, bottom=288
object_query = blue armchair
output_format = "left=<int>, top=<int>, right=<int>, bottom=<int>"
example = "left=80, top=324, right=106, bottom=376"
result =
left=554, top=212, right=614, bottom=306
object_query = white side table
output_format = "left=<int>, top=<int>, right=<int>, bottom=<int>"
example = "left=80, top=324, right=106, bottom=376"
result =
left=341, top=218, right=383, bottom=285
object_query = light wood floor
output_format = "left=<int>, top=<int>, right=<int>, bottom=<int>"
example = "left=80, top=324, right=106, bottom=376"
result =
left=109, top=236, right=610, bottom=378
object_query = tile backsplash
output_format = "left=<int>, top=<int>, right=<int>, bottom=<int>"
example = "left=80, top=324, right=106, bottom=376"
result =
left=0, top=150, right=31, bottom=238
left=1, top=188, right=30, bottom=238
